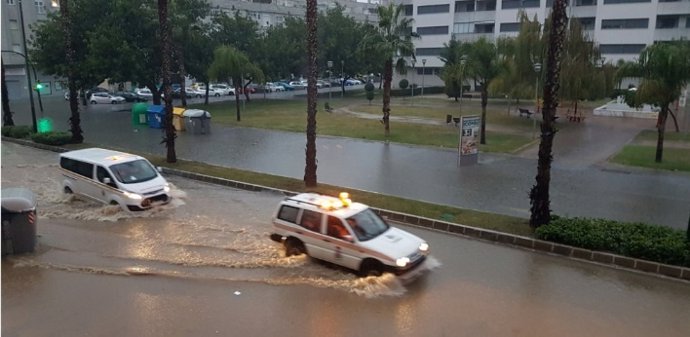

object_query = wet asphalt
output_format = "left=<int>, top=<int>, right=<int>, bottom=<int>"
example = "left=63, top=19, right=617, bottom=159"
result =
left=7, top=94, right=690, bottom=229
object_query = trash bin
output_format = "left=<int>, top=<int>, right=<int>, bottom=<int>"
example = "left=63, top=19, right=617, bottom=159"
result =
left=182, top=109, right=211, bottom=134
left=172, top=107, right=186, bottom=132
left=1, top=188, right=37, bottom=255
left=132, top=103, right=148, bottom=125
left=146, top=105, right=165, bottom=129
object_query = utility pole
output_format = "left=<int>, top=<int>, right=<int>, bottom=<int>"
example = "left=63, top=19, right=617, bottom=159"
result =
left=17, top=0, right=37, bottom=133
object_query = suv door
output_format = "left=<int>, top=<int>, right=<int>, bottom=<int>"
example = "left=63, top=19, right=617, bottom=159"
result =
left=317, top=215, right=361, bottom=270
left=296, top=209, right=329, bottom=259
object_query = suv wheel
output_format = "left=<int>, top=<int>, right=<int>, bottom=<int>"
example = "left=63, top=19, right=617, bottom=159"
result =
left=359, top=259, right=384, bottom=277
left=284, top=238, right=305, bottom=257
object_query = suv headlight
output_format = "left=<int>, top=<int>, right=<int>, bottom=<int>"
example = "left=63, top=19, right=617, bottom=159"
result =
left=396, top=257, right=410, bottom=267
left=163, top=183, right=171, bottom=193
left=419, top=242, right=429, bottom=253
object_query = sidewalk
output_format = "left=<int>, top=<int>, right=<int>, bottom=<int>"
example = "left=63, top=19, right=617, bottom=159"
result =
left=7, top=98, right=690, bottom=229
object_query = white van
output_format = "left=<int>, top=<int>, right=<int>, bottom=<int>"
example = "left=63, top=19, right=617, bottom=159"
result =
left=59, top=148, right=171, bottom=211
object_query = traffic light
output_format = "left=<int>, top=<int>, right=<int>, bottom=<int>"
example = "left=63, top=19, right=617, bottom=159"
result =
left=37, top=118, right=53, bottom=133
left=35, top=80, right=43, bottom=91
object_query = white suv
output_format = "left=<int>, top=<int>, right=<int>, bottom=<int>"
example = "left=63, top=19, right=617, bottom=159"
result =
left=209, top=84, right=235, bottom=96
left=270, top=192, right=430, bottom=280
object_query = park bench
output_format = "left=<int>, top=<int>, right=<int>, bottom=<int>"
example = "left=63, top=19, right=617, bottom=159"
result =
left=518, top=108, right=534, bottom=118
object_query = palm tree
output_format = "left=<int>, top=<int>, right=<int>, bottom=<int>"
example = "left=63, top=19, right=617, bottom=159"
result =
left=157, top=0, right=176, bottom=163
left=2, top=58, right=15, bottom=126
left=529, top=0, right=569, bottom=228
left=61, top=0, right=83, bottom=143
left=304, top=0, right=318, bottom=187
left=360, top=3, right=417, bottom=137
left=621, top=42, right=690, bottom=163
left=439, top=38, right=469, bottom=102
left=465, top=37, right=501, bottom=145
left=208, top=46, right=264, bottom=122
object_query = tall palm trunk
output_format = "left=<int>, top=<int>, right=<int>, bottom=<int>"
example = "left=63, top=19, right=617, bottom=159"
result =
left=655, top=105, right=668, bottom=163
left=382, top=58, right=393, bottom=137
left=529, top=0, right=568, bottom=228
left=480, top=86, right=488, bottom=144
left=158, top=0, right=176, bottom=163
left=304, top=0, right=318, bottom=187
left=177, top=44, right=187, bottom=107
left=2, top=58, right=15, bottom=126
left=234, top=77, right=241, bottom=121
left=61, top=0, right=83, bottom=143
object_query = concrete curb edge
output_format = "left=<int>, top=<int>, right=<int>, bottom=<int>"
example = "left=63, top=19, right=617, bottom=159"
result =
left=4, top=136, right=689, bottom=282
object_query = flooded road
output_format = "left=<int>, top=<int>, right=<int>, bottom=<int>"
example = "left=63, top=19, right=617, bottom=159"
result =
left=2, top=141, right=690, bottom=337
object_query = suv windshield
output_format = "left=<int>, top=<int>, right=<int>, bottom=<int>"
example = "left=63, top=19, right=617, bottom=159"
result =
left=346, top=209, right=390, bottom=241
left=110, top=159, right=158, bottom=184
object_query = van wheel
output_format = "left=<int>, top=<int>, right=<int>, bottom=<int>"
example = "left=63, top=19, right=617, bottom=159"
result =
left=284, top=238, right=305, bottom=257
left=359, top=259, right=384, bottom=277
left=64, top=186, right=73, bottom=194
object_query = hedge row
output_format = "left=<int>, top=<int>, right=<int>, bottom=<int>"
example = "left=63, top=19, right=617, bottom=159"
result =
left=536, top=217, right=690, bottom=267
left=2, top=125, right=72, bottom=146
left=391, top=86, right=445, bottom=97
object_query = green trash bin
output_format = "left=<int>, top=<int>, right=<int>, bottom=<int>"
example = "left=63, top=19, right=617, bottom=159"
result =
left=132, top=103, right=148, bottom=125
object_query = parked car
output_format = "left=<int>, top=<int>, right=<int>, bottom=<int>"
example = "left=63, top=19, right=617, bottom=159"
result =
left=209, top=84, right=235, bottom=96
left=345, top=79, right=363, bottom=86
left=114, top=91, right=146, bottom=102
left=90, top=92, right=125, bottom=104
left=289, top=81, right=306, bottom=90
left=316, top=80, right=331, bottom=88
left=276, top=82, right=295, bottom=91
left=135, top=88, right=154, bottom=100
left=85, top=87, right=109, bottom=98
left=264, top=82, right=285, bottom=92
left=185, top=87, right=204, bottom=98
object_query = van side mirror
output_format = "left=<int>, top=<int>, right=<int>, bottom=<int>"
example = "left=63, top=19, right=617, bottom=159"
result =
left=157, top=166, right=163, bottom=173
left=103, top=177, right=111, bottom=184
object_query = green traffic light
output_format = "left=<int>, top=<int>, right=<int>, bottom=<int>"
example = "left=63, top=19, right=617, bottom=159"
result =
left=35, top=82, right=43, bottom=91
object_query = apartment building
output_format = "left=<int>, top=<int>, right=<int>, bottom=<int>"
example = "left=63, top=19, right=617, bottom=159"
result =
left=396, top=0, right=690, bottom=87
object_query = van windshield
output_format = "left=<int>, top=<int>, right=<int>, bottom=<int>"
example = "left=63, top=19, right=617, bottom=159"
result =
left=110, top=159, right=158, bottom=184
left=345, top=209, right=390, bottom=242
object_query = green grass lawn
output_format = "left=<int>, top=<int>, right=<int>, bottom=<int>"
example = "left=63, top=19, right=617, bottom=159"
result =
left=190, top=96, right=533, bottom=153
left=611, top=145, right=690, bottom=172
left=633, top=129, right=690, bottom=142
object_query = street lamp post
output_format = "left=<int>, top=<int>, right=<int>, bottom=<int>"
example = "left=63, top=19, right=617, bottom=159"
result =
left=410, top=59, right=416, bottom=103
left=533, top=62, right=542, bottom=139
left=17, top=0, right=37, bottom=133
left=341, top=60, right=344, bottom=99
left=421, top=59, right=426, bottom=98
left=459, top=56, right=467, bottom=115
left=327, top=60, right=333, bottom=105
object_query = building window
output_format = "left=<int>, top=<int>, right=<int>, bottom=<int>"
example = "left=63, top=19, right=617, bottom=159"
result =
left=7, top=0, right=16, bottom=5
left=417, top=4, right=450, bottom=15
left=475, top=23, right=495, bottom=33
left=687, top=17, right=690, bottom=28
left=417, top=26, right=449, bottom=35
left=35, top=0, right=45, bottom=14
left=500, top=22, right=520, bottom=32
left=416, top=48, right=444, bottom=56
left=656, top=15, right=679, bottom=29
left=476, top=0, right=497, bottom=10
left=403, top=4, right=413, bottom=16
left=455, top=1, right=475, bottom=12
left=502, top=0, right=540, bottom=9
left=454, top=22, right=473, bottom=34
left=603, top=0, right=650, bottom=4
left=599, top=44, right=646, bottom=54
left=9, top=19, right=19, bottom=30
left=601, top=18, right=649, bottom=29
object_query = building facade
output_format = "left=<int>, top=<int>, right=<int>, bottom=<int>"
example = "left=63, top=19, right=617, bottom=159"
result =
left=396, top=0, right=690, bottom=88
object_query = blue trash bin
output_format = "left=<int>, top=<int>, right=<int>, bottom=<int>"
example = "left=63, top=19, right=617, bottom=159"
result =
left=146, top=105, right=165, bottom=129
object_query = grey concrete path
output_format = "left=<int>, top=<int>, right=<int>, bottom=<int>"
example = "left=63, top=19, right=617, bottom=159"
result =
left=6, top=96, right=690, bottom=229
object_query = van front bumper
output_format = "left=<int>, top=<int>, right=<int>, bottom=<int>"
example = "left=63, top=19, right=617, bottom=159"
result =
left=127, top=194, right=171, bottom=211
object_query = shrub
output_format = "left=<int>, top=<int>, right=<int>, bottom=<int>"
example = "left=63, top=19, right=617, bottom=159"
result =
left=31, top=131, right=72, bottom=146
left=364, top=82, right=375, bottom=92
left=1, top=125, right=32, bottom=139
left=399, top=79, right=409, bottom=90
left=536, top=217, right=690, bottom=267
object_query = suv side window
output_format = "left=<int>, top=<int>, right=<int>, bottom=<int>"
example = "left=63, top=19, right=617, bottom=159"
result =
left=327, top=216, right=350, bottom=240
left=277, top=205, right=299, bottom=223
left=299, top=209, right=322, bottom=232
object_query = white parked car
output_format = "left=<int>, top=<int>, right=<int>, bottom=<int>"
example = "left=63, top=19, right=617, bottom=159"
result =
left=209, top=84, right=235, bottom=96
left=89, top=92, right=125, bottom=104
left=135, top=88, right=154, bottom=100
left=270, top=192, right=431, bottom=281
left=185, top=87, right=205, bottom=98
left=264, top=82, right=285, bottom=92
left=288, top=81, right=306, bottom=90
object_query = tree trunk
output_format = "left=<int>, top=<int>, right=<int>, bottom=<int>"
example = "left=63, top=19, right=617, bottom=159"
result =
left=382, top=58, right=393, bottom=137
left=243, top=80, right=252, bottom=102
left=529, top=0, right=568, bottom=228
left=177, top=45, right=187, bottom=108
left=655, top=105, right=668, bottom=163
left=204, top=81, right=209, bottom=105
left=304, top=0, right=318, bottom=187
left=2, top=58, right=15, bottom=126
left=158, top=0, right=176, bottom=163
left=149, top=83, right=162, bottom=106
left=61, top=0, right=83, bottom=143
left=480, top=86, right=488, bottom=144
left=234, top=76, right=241, bottom=121
left=669, top=108, right=680, bottom=132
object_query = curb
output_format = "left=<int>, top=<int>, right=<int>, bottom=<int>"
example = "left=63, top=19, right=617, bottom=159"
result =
left=4, top=136, right=689, bottom=282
